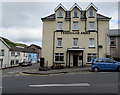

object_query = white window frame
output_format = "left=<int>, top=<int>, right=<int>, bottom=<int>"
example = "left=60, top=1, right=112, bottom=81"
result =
left=57, top=22, right=63, bottom=30
left=0, top=49, right=4, bottom=56
left=58, top=9, right=63, bottom=17
left=57, top=38, right=62, bottom=47
left=73, top=38, right=78, bottom=47
left=89, top=38, right=95, bottom=47
left=89, top=21, right=94, bottom=30
left=87, top=53, right=97, bottom=63
left=89, top=8, right=94, bottom=17
left=73, top=21, right=79, bottom=30
left=55, top=53, right=64, bottom=63
left=110, top=37, right=116, bottom=46
left=73, top=9, right=78, bottom=17
left=11, top=51, right=15, bottom=56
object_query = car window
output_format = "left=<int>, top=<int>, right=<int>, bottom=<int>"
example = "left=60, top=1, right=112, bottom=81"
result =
left=104, top=59, right=114, bottom=63
left=96, top=59, right=104, bottom=62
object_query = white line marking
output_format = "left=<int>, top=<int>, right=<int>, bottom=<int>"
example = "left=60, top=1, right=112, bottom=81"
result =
left=29, top=83, right=90, bottom=87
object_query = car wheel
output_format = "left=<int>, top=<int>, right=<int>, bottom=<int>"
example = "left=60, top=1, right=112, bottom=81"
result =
left=93, top=67, right=99, bottom=72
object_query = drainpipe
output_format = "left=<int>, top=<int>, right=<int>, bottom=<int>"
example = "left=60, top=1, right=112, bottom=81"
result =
left=53, top=31, right=55, bottom=68
left=97, top=19, right=99, bottom=58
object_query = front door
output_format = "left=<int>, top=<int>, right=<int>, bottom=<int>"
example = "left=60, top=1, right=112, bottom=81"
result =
left=73, top=55, right=78, bottom=66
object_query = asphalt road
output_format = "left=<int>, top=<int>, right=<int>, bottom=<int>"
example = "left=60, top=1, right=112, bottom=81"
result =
left=1, top=64, right=120, bottom=94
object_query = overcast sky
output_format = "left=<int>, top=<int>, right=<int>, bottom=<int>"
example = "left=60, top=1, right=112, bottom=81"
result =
left=0, top=1, right=119, bottom=47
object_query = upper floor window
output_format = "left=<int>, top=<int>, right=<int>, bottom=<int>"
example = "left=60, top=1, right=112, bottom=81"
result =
left=57, top=22, right=63, bottom=30
left=57, top=38, right=62, bottom=47
left=58, top=9, right=63, bottom=17
left=17, top=52, right=20, bottom=56
left=73, top=38, right=78, bottom=47
left=11, top=51, right=15, bottom=56
left=89, top=8, right=94, bottom=17
left=89, top=38, right=95, bottom=47
left=0, top=49, right=4, bottom=56
left=73, top=21, right=79, bottom=30
left=73, top=9, right=78, bottom=17
left=89, top=21, right=94, bottom=30
left=110, top=37, right=116, bottom=46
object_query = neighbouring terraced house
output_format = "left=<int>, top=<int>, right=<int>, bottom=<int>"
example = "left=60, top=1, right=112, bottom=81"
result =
left=41, top=3, right=111, bottom=68
left=0, top=37, right=41, bottom=69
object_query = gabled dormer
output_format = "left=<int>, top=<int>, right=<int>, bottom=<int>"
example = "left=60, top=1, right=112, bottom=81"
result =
left=70, top=3, right=82, bottom=18
left=54, top=3, right=67, bottom=18
left=86, top=3, right=98, bottom=18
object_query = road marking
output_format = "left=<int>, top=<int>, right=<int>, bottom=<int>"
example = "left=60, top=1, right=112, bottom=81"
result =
left=29, top=83, right=90, bottom=87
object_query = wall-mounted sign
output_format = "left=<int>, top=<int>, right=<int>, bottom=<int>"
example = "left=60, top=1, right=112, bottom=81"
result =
left=62, top=31, right=90, bottom=34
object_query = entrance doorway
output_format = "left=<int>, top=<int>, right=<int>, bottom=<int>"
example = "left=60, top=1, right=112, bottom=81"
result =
left=73, top=55, right=78, bottom=66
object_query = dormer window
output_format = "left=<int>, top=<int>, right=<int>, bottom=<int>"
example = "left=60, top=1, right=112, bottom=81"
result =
left=89, top=8, right=94, bottom=17
left=58, top=9, right=63, bottom=18
left=73, top=9, right=78, bottom=17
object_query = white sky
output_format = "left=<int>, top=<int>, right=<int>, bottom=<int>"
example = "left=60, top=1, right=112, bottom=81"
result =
left=0, top=1, right=119, bottom=46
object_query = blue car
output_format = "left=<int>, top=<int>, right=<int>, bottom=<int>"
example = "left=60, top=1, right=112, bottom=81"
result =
left=91, top=58, right=120, bottom=72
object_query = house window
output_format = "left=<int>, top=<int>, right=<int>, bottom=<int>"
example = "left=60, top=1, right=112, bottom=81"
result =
left=58, top=9, right=63, bottom=17
left=55, top=53, right=64, bottom=63
left=57, top=22, right=63, bottom=30
left=10, top=60, right=14, bottom=65
left=1, top=49, right=4, bottom=56
left=110, top=37, right=116, bottom=46
left=57, top=38, right=62, bottom=47
left=73, top=9, right=78, bottom=17
left=89, top=38, right=95, bottom=47
left=73, top=21, right=79, bottom=30
left=73, top=38, right=78, bottom=47
left=87, top=53, right=97, bottom=63
left=89, top=8, right=94, bottom=17
left=23, top=53, right=26, bottom=57
left=11, top=51, right=15, bottom=56
left=17, top=52, right=20, bottom=56
left=89, top=21, right=94, bottom=30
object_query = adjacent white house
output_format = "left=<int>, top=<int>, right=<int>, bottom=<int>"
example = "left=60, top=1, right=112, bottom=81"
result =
left=0, top=37, right=40, bottom=69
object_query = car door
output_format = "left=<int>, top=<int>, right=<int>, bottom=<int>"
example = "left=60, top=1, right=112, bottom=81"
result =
left=95, top=59, right=106, bottom=70
left=104, top=59, right=117, bottom=70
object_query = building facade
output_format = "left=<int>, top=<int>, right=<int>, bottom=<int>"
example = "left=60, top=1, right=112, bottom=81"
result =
left=0, top=37, right=39, bottom=69
left=109, top=29, right=120, bottom=59
left=41, top=3, right=111, bottom=68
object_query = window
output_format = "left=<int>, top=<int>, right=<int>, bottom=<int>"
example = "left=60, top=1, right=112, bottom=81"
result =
left=11, top=51, right=15, bottom=56
left=17, top=52, right=20, bottom=56
left=73, top=9, right=78, bottom=17
left=73, top=38, right=78, bottom=47
left=0, top=49, right=4, bottom=56
left=89, top=8, right=94, bottom=17
left=89, top=21, right=94, bottom=30
left=57, top=22, right=63, bottom=30
left=87, top=54, right=97, bottom=63
left=89, top=38, right=95, bottom=47
left=73, top=21, right=79, bottom=30
left=58, top=9, right=63, bottom=17
left=57, top=38, right=62, bottom=47
left=110, top=37, right=116, bottom=46
left=55, top=53, right=64, bottom=63
left=23, top=53, right=26, bottom=57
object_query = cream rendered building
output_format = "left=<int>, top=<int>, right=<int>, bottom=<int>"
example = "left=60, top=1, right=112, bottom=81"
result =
left=41, top=3, right=111, bottom=68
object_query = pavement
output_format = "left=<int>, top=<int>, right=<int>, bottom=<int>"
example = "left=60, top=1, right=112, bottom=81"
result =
left=21, top=66, right=92, bottom=75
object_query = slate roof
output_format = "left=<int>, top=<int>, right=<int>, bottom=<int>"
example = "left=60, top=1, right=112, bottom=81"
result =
left=0, top=37, right=38, bottom=53
left=41, top=11, right=111, bottom=21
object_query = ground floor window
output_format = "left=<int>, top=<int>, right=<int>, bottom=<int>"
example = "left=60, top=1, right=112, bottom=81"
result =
left=55, top=53, right=64, bottom=63
left=10, top=60, right=14, bottom=65
left=87, top=53, right=97, bottom=63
